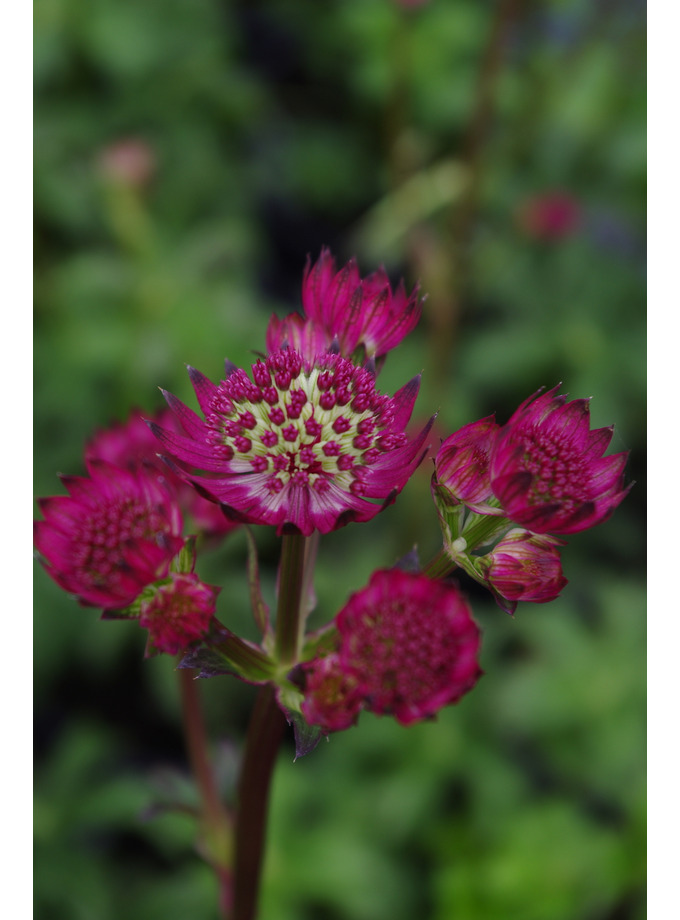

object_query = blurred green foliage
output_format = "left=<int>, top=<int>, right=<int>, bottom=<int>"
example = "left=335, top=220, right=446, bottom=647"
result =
left=34, top=0, right=645, bottom=918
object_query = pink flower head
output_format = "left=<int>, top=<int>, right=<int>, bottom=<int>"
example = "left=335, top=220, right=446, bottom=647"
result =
left=481, top=529, right=567, bottom=614
left=301, top=654, right=364, bottom=732
left=151, top=349, right=433, bottom=536
left=490, top=386, right=630, bottom=534
left=86, top=408, right=237, bottom=538
left=140, top=572, right=219, bottom=656
left=34, top=460, right=184, bottom=609
left=266, top=248, right=423, bottom=363
left=518, top=192, right=582, bottom=241
left=433, top=415, right=501, bottom=514
left=334, top=569, right=481, bottom=726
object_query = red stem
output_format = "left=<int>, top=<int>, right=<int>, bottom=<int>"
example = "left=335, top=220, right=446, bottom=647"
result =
left=233, top=685, right=287, bottom=920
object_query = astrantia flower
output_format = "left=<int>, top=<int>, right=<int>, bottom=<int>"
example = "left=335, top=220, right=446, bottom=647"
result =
left=301, top=654, right=364, bottom=732
left=490, top=386, right=630, bottom=534
left=432, top=415, right=501, bottom=514
left=140, top=572, right=219, bottom=656
left=480, top=529, right=567, bottom=614
left=86, top=408, right=237, bottom=537
left=518, top=191, right=581, bottom=241
left=331, top=569, right=481, bottom=726
left=34, top=460, right=184, bottom=609
left=151, top=349, right=432, bottom=536
left=266, top=247, right=423, bottom=363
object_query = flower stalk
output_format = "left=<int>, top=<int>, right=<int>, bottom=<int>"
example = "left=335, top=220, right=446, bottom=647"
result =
left=274, top=533, right=307, bottom=668
left=233, top=685, right=287, bottom=920
left=178, top=668, right=233, bottom=916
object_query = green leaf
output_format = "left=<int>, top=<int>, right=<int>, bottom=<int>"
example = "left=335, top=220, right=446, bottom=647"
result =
left=244, top=527, right=270, bottom=638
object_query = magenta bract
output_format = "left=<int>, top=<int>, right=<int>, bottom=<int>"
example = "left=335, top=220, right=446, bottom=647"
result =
left=329, top=569, right=481, bottom=727
left=34, top=459, right=184, bottom=609
left=152, top=349, right=433, bottom=537
left=482, top=529, right=567, bottom=613
left=489, top=386, right=630, bottom=534
left=433, top=415, right=501, bottom=514
left=86, top=408, right=237, bottom=538
left=140, top=573, right=219, bottom=656
left=266, top=247, right=422, bottom=363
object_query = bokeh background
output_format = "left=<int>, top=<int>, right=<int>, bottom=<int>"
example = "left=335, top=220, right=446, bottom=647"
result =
left=34, top=1, right=646, bottom=918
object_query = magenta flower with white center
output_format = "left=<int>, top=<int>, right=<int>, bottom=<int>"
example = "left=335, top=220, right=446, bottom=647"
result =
left=150, top=349, right=433, bottom=537
left=489, top=386, right=630, bottom=534
left=266, top=247, right=423, bottom=363
left=332, top=569, right=481, bottom=726
left=480, top=529, right=568, bottom=614
left=301, top=653, right=364, bottom=732
left=433, top=415, right=502, bottom=514
left=34, top=459, right=184, bottom=609
left=86, top=408, right=238, bottom=538
left=140, top=572, right=219, bottom=656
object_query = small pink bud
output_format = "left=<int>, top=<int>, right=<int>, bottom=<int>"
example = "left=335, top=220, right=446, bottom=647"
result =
left=140, top=573, right=219, bottom=656
left=480, top=529, right=568, bottom=612
left=432, top=415, right=501, bottom=514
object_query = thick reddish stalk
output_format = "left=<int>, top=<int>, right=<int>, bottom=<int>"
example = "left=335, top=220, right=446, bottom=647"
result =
left=233, top=686, right=287, bottom=920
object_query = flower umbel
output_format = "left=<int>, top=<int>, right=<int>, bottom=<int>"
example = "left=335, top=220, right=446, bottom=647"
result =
left=140, top=572, right=219, bottom=656
left=490, top=386, right=630, bottom=534
left=152, top=349, right=432, bottom=536
left=34, top=459, right=184, bottom=609
left=267, top=247, right=423, bottom=364
left=303, top=569, right=481, bottom=728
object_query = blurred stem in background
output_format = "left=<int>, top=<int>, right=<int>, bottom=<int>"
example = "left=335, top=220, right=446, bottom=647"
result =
left=178, top=668, right=234, bottom=916
left=384, top=0, right=523, bottom=395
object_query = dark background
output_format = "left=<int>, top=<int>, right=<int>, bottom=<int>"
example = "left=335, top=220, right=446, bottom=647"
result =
left=34, top=1, right=645, bottom=918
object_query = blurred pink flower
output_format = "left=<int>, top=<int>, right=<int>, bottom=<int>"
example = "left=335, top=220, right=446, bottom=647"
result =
left=140, top=573, right=219, bottom=656
left=34, top=460, right=184, bottom=609
left=324, top=569, right=482, bottom=727
left=97, top=138, right=156, bottom=188
left=301, top=654, right=364, bottom=732
left=517, top=191, right=582, bottom=240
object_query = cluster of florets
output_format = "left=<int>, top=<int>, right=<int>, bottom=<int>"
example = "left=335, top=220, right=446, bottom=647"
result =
left=302, top=570, right=481, bottom=730
left=34, top=247, right=631, bottom=740
left=432, top=387, right=631, bottom=614
left=34, top=413, right=222, bottom=656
